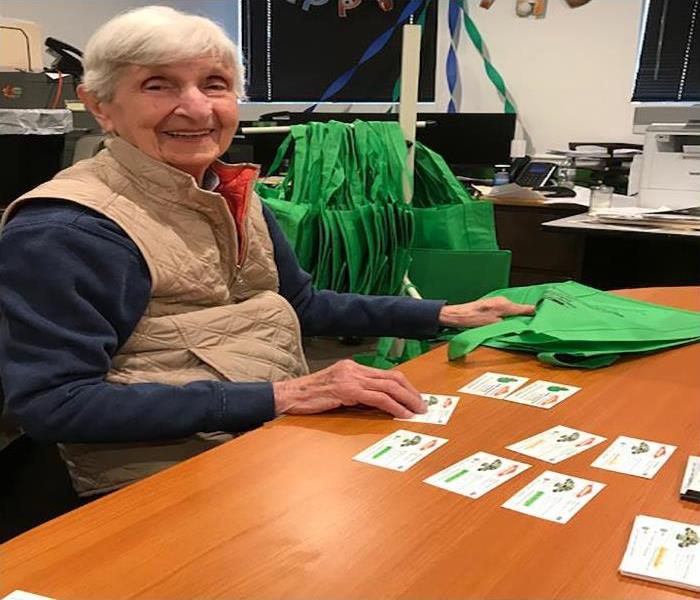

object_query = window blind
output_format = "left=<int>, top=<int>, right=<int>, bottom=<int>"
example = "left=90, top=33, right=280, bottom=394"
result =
left=633, top=0, right=700, bottom=102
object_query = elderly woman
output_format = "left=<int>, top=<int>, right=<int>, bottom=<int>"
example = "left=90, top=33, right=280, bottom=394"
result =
left=0, top=6, right=533, bottom=498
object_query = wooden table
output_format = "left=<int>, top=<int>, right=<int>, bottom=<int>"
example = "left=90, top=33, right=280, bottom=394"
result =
left=2, top=287, right=699, bottom=599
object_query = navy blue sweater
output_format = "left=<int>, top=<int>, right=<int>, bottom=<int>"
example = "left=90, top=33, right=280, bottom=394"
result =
left=0, top=200, right=444, bottom=443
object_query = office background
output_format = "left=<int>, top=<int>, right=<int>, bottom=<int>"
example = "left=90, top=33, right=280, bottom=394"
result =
left=2, top=0, right=644, bottom=154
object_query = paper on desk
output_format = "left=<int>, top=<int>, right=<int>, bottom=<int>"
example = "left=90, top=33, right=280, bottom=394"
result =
left=487, top=183, right=547, bottom=201
left=483, top=183, right=636, bottom=209
left=541, top=185, right=590, bottom=206
left=1, top=592, right=56, bottom=600
left=594, top=203, right=700, bottom=219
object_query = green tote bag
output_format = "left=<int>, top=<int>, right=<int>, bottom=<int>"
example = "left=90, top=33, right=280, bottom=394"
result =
left=411, top=142, right=498, bottom=251
left=448, top=281, right=700, bottom=368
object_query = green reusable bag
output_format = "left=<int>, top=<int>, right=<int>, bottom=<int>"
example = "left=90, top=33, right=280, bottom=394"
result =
left=448, top=281, right=700, bottom=368
left=408, top=248, right=511, bottom=304
left=412, top=202, right=498, bottom=251
left=411, top=142, right=498, bottom=251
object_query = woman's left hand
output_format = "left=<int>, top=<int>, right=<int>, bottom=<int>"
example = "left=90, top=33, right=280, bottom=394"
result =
left=438, top=296, right=535, bottom=329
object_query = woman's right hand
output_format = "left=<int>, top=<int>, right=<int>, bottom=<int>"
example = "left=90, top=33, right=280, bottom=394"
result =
left=272, top=359, right=427, bottom=419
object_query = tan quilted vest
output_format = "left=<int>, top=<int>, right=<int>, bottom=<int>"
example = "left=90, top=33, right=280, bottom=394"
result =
left=3, top=137, right=309, bottom=495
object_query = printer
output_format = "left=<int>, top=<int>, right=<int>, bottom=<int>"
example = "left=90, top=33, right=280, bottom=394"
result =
left=638, top=122, right=700, bottom=208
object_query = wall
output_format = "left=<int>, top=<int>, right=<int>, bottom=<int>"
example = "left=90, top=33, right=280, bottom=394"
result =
left=440, top=0, right=645, bottom=152
left=1, top=0, right=644, bottom=153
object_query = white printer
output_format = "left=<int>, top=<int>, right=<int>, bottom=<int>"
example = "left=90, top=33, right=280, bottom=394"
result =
left=638, top=122, right=700, bottom=208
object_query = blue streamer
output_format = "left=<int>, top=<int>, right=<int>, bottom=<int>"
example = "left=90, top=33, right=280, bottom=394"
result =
left=310, top=0, right=426, bottom=108
left=446, top=0, right=461, bottom=113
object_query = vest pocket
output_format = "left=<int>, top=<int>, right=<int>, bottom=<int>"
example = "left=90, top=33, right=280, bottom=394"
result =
left=190, top=341, right=307, bottom=384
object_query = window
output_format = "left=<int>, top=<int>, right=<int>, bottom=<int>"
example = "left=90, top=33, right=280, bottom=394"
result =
left=240, top=0, right=438, bottom=103
left=633, top=0, right=700, bottom=102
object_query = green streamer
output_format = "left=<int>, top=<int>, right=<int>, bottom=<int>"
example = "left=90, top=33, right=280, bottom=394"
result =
left=458, top=0, right=516, bottom=114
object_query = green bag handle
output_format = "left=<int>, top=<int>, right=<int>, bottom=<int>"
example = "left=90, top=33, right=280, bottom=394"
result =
left=267, top=131, right=294, bottom=177
left=289, top=125, right=311, bottom=205
left=319, top=122, right=345, bottom=208
left=448, top=316, right=622, bottom=368
left=413, top=142, right=475, bottom=207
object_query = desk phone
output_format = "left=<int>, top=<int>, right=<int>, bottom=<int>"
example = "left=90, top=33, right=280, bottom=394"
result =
left=514, top=161, right=558, bottom=187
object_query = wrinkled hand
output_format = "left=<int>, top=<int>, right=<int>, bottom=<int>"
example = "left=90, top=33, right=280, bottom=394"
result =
left=273, top=359, right=427, bottom=419
left=439, top=296, right=535, bottom=328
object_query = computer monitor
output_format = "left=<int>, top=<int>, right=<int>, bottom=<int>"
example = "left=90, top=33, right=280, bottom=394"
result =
left=233, top=112, right=516, bottom=175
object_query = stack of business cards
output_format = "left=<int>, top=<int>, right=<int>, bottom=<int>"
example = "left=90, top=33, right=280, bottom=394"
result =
left=681, top=456, right=700, bottom=502
left=619, top=515, right=700, bottom=592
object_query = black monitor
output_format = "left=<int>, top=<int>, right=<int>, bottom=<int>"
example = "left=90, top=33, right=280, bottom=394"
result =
left=232, top=112, right=515, bottom=175
left=415, top=113, right=516, bottom=174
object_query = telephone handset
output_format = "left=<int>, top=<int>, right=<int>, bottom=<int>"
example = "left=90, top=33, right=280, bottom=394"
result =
left=45, top=37, right=83, bottom=79
left=510, top=157, right=558, bottom=188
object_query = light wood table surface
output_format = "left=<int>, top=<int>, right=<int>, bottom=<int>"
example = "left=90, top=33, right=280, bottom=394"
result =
left=2, top=287, right=699, bottom=599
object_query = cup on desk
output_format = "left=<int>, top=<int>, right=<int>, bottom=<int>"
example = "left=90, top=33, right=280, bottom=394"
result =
left=588, top=185, right=613, bottom=215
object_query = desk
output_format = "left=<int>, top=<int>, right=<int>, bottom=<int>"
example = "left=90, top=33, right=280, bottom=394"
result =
left=544, top=212, right=700, bottom=239
left=485, top=198, right=587, bottom=286
left=1, top=287, right=699, bottom=600
left=543, top=214, right=700, bottom=289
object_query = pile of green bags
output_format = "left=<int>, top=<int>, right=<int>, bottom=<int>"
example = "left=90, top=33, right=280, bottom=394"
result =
left=257, top=120, right=413, bottom=295
left=257, top=120, right=500, bottom=296
left=448, top=281, right=700, bottom=368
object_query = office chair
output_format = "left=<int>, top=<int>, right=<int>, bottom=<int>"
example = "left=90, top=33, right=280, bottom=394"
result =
left=0, top=379, right=81, bottom=542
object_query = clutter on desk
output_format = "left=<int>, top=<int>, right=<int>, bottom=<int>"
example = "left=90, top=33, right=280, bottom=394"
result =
left=592, top=204, right=700, bottom=231
left=483, top=183, right=615, bottom=205
left=546, top=142, right=643, bottom=194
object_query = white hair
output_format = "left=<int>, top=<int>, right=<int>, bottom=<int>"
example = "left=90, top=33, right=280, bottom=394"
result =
left=81, top=5, right=245, bottom=101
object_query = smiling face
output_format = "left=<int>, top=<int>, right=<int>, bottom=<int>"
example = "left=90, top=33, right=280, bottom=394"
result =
left=79, top=56, right=239, bottom=183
